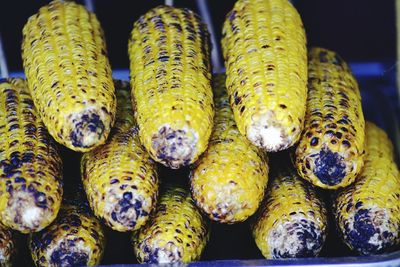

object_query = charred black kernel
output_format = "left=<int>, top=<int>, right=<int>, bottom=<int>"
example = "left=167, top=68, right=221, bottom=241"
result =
left=279, top=104, right=287, bottom=109
left=345, top=209, right=384, bottom=255
left=326, top=123, right=337, bottom=129
left=14, top=177, right=26, bottom=183
left=9, top=124, right=19, bottom=131
left=337, top=119, right=349, bottom=125
left=233, top=91, right=241, bottom=105
left=342, top=140, right=351, bottom=148
left=325, top=130, right=335, bottom=137
left=158, top=56, right=169, bottom=62
left=314, top=148, right=346, bottom=186
left=311, top=123, right=319, bottom=128
left=310, top=137, right=319, bottom=146
left=324, top=104, right=336, bottom=109
left=335, top=132, right=342, bottom=139
left=34, top=192, right=47, bottom=208
left=51, top=248, right=89, bottom=267
left=346, top=203, right=353, bottom=212
left=355, top=201, right=363, bottom=209
left=340, top=99, right=349, bottom=108
left=22, top=152, right=35, bottom=163
left=69, top=216, right=82, bottom=227
left=332, top=54, right=343, bottom=65
left=331, top=140, right=337, bottom=145
left=324, top=114, right=334, bottom=120
left=306, top=132, right=313, bottom=138
left=240, top=106, right=245, bottom=114
left=319, top=51, right=328, bottom=62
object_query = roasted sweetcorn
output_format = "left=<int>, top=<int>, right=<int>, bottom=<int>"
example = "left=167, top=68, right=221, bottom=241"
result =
left=295, top=47, right=365, bottom=189
left=22, top=0, right=116, bottom=152
left=128, top=5, right=214, bottom=169
left=252, top=157, right=327, bottom=259
left=133, top=186, right=209, bottom=264
left=221, top=0, right=308, bottom=152
left=334, top=122, right=400, bottom=255
left=0, top=78, right=63, bottom=233
left=30, top=188, right=105, bottom=267
left=82, top=80, right=158, bottom=232
left=190, top=74, right=268, bottom=223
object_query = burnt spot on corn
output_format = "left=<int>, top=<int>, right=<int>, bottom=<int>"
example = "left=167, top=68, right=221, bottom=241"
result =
left=50, top=245, right=89, bottom=267
left=343, top=208, right=395, bottom=255
left=30, top=203, right=105, bottom=267
left=69, top=112, right=105, bottom=149
left=313, top=148, right=346, bottom=186
left=271, top=218, right=324, bottom=258
left=151, top=126, right=196, bottom=169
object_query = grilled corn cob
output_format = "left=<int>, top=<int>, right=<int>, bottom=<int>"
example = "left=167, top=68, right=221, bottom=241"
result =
left=0, top=226, right=15, bottom=267
left=0, top=78, right=63, bottom=233
left=128, top=5, right=214, bottom=169
left=221, top=0, right=307, bottom=152
left=334, top=122, right=400, bottom=255
left=190, top=74, right=268, bottom=223
left=295, top=47, right=365, bottom=189
left=82, top=80, right=158, bottom=232
left=133, top=186, right=209, bottom=264
left=251, top=159, right=327, bottom=259
left=30, top=191, right=105, bottom=267
left=21, top=0, right=116, bottom=152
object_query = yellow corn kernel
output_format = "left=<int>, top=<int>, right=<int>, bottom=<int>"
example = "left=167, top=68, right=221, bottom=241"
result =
left=22, top=0, right=116, bottom=152
left=190, top=74, right=268, bottom=223
left=295, top=47, right=365, bottom=189
left=334, top=122, right=400, bottom=255
left=221, top=0, right=307, bottom=151
left=133, top=186, right=209, bottom=264
left=128, top=5, right=214, bottom=169
left=82, top=80, right=158, bottom=232
left=251, top=157, right=327, bottom=259
left=0, top=78, right=63, bottom=233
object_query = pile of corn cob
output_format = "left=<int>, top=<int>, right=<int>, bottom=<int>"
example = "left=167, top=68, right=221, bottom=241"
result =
left=0, top=0, right=398, bottom=265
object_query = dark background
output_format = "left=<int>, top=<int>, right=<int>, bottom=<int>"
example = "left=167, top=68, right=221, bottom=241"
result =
left=0, top=0, right=396, bottom=73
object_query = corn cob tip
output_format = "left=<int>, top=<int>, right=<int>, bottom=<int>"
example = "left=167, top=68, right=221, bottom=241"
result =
left=247, top=111, right=296, bottom=151
left=266, top=214, right=325, bottom=258
left=341, top=207, right=396, bottom=255
left=135, top=239, right=181, bottom=264
left=2, top=190, right=55, bottom=233
left=67, top=107, right=110, bottom=150
left=151, top=125, right=197, bottom=169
